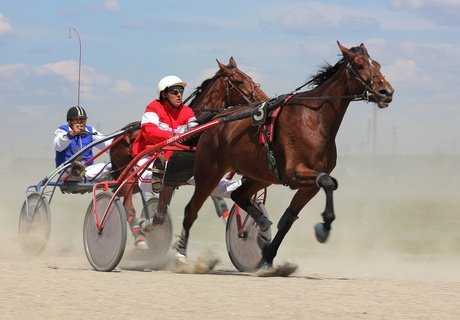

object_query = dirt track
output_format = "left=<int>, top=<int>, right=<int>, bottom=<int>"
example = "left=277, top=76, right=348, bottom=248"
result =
left=0, top=250, right=459, bottom=319
left=1, top=156, right=459, bottom=319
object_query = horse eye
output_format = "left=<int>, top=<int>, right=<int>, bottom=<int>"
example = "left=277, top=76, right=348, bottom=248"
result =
left=356, top=63, right=364, bottom=70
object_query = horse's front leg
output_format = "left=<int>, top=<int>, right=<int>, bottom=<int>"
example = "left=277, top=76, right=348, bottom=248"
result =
left=287, top=163, right=339, bottom=242
left=176, top=175, right=223, bottom=263
left=262, top=186, right=319, bottom=267
left=314, top=173, right=338, bottom=243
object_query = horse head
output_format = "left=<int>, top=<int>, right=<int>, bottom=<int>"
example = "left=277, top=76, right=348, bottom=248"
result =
left=216, top=57, right=268, bottom=106
left=189, top=57, right=268, bottom=116
left=338, top=41, right=394, bottom=108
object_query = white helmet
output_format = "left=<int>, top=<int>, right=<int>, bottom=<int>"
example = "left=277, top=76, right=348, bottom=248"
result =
left=157, top=75, right=187, bottom=97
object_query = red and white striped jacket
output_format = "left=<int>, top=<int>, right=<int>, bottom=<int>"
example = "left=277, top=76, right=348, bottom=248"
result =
left=132, top=99, right=195, bottom=159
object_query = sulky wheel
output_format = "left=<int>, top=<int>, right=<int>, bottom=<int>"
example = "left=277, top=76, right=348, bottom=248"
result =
left=141, top=196, right=173, bottom=260
left=83, top=191, right=127, bottom=272
left=225, top=201, right=271, bottom=272
left=18, top=192, right=51, bottom=255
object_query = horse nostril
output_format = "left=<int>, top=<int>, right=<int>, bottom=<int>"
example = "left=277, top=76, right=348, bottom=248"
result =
left=380, top=89, right=393, bottom=98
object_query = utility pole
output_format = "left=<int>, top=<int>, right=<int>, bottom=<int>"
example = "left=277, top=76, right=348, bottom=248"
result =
left=68, top=27, right=82, bottom=106
left=372, top=106, right=377, bottom=156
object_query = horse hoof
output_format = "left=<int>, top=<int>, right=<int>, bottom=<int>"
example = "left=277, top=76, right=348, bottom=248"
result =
left=256, top=262, right=297, bottom=277
left=175, top=252, right=187, bottom=265
left=151, top=211, right=167, bottom=225
left=314, top=223, right=330, bottom=243
left=259, top=261, right=273, bottom=270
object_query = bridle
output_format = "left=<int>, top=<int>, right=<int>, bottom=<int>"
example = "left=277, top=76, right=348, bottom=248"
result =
left=290, top=51, right=387, bottom=104
left=223, top=69, right=261, bottom=106
left=345, top=51, right=388, bottom=102
left=184, top=69, right=263, bottom=109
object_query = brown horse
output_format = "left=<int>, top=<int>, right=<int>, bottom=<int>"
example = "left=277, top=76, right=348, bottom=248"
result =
left=176, top=42, right=394, bottom=269
left=109, top=57, right=268, bottom=240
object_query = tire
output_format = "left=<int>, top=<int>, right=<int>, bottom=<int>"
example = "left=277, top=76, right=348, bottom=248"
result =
left=141, top=197, right=173, bottom=260
left=18, top=192, right=51, bottom=255
left=83, top=191, right=127, bottom=272
left=225, top=201, right=272, bottom=272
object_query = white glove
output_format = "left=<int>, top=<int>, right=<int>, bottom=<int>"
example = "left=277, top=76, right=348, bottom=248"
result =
left=187, top=120, right=199, bottom=131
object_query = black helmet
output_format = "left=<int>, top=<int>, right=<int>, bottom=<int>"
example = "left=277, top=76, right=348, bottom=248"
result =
left=66, top=106, right=88, bottom=121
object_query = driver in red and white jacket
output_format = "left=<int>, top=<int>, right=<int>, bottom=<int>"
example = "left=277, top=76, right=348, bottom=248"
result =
left=130, top=76, right=241, bottom=233
left=132, top=75, right=241, bottom=197
left=131, top=76, right=195, bottom=161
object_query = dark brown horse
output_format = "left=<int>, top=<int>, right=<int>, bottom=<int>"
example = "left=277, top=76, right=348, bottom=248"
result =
left=109, top=57, right=268, bottom=236
left=176, top=42, right=394, bottom=269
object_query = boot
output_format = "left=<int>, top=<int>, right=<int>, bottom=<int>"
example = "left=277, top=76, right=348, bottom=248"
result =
left=150, top=156, right=165, bottom=193
left=139, top=206, right=168, bottom=231
left=126, top=208, right=148, bottom=250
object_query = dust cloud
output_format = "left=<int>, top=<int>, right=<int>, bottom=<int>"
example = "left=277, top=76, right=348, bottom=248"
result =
left=0, top=154, right=459, bottom=280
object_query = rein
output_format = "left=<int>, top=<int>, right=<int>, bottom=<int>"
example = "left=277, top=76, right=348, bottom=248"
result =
left=289, top=92, right=369, bottom=102
left=183, top=88, right=200, bottom=105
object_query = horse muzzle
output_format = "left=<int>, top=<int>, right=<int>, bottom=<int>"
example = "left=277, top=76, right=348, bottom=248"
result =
left=370, top=87, right=394, bottom=109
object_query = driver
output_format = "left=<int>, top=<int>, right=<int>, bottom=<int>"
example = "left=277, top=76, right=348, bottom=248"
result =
left=53, top=106, right=112, bottom=182
left=131, top=75, right=242, bottom=225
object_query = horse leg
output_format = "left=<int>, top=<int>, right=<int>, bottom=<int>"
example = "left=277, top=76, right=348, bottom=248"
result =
left=176, top=173, right=225, bottom=261
left=262, top=186, right=320, bottom=267
left=287, top=163, right=339, bottom=242
left=230, top=178, right=272, bottom=231
left=314, top=173, right=338, bottom=243
left=121, top=184, right=148, bottom=249
left=152, top=185, right=175, bottom=225
left=138, top=185, right=175, bottom=232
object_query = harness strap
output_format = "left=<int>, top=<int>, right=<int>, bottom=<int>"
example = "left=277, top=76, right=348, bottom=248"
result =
left=257, top=94, right=294, bottom=182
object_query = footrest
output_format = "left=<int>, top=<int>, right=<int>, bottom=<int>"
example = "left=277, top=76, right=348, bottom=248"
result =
left=59, top=182, right=94, bottom=194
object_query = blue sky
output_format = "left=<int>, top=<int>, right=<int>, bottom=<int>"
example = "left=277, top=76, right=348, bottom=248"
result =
left=1, top=0, right=459, bottom=158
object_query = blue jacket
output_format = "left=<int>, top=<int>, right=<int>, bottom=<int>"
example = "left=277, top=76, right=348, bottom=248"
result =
left=55, top=125, right=95, bottom=167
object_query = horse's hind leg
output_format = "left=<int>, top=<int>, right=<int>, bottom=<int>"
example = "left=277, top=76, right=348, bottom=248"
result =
left=121, top=185, right=148, bottom=249
left=230, top=178, right=272, bottom=231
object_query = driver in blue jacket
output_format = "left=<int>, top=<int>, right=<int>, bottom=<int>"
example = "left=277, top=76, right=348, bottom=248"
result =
left=53, top=106, right=112, bottom=181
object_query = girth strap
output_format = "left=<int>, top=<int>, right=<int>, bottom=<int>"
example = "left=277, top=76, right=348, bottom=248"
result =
left=256, top=94, right=294, bottom=182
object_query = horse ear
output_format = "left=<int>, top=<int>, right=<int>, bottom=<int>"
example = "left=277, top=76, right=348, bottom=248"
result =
left=229, top=57, right=237, bottom=68
left=216, top=59, right=226, bottom=71
left=359, top=43, right=369, bottom=55
left=337, top=40, right=346, bottom=51
left=337, top=41, right=352, bottom=59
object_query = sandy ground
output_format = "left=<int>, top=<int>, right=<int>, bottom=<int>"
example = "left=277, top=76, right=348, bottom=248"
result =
left=1, top=155, right=459, bottom=319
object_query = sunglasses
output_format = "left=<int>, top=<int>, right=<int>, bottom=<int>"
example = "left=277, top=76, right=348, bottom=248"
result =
left=70, top=118, right=87, bottom=124
left=168, top=88, right=184, bottom=95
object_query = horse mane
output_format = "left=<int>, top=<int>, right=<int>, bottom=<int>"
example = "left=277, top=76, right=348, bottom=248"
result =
left=189, top=61, right=235, bottom=107
left=195, top=74, right=219, bottom=93
left=306, top=46, right=365, bottom=88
